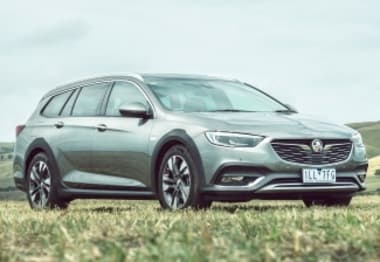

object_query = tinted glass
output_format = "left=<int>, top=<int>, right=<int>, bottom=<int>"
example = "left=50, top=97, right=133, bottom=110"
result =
left=72, top=83, right=108, bottom=116
left=42, top=91, right=72, bottom=117
left=146, top=79, right=287, bottom=112
left=61, top=89, right=79, bottom=116
left=106, top=81, right=148, bottom=116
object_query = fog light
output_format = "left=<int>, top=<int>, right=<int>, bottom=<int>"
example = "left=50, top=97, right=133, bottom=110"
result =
left=221, top=176, right=244, bottom=184
left=357, top=171, right=366, bottom=183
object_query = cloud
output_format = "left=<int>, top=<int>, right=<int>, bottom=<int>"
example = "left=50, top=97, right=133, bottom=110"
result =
left=0, top=0, right=379, bottom=141
left=23, top=20, right=89, bottom=47
left=1, top=20, right=89, bottom=53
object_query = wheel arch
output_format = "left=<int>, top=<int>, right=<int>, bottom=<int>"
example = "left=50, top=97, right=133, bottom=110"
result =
left=150, top=129, right=206, bottom=194
left=24, top=138, right=61, bottom=184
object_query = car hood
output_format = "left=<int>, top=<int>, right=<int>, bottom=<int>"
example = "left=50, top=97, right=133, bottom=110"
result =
left=179, top=112, right=355, bottom=139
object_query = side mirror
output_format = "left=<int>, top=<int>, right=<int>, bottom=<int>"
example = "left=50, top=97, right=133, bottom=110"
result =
left=285, top=104, right=298, bottom=113
left=119, top=102, right=152, bottom=118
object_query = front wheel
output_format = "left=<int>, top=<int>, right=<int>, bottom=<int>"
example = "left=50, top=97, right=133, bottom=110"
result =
left=157, top=145, right=211, bottom=210
left=303, top=195, right=352, bottom=207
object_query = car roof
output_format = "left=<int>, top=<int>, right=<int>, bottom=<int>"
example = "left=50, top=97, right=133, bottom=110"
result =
left=42, top=73, right=238, bottom=99
left=141, top=73, right=237, bottom=81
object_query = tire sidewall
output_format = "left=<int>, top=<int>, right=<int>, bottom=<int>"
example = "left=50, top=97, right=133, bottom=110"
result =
left=157, top=145, right=202, bottom=209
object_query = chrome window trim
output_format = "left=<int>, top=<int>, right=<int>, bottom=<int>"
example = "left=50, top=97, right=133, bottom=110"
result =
left=61, top=81, right=112, bottom=118
left=39, top=89, right=76, bottom=118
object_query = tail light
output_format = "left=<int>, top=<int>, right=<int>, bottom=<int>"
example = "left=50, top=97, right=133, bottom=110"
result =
left=16, top=125, right=25, bottom=137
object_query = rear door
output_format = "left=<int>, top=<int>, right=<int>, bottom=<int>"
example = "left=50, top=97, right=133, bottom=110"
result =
left=53, top=82, right=110, bottom=180
left=37, top=90, right=81, bottom=173
left=90, top=80, right=154, bottom=188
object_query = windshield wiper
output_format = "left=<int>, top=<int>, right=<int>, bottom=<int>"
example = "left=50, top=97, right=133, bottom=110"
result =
left=208, top=109, right=256, bottom=113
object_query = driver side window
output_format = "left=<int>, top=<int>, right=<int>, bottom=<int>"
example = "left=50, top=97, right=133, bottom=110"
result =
left=106, top=81, right=148, bottom=116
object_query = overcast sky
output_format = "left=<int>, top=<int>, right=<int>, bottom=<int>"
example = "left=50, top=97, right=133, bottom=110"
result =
left=0, top=0, right=379, bottom=141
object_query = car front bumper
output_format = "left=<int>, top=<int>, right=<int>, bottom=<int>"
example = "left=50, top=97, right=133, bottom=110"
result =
left=195, top=135, right=368, bottom=201
left=201, top=168, right=367, bottom=201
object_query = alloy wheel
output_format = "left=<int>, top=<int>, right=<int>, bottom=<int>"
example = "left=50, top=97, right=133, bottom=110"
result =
left=29, top=161, right=51, bottom=208
left=161, top=155, right=191, bottom=209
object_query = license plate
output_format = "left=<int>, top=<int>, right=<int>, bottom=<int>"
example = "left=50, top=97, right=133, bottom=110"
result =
left=302, top=168, right=336, bottom=184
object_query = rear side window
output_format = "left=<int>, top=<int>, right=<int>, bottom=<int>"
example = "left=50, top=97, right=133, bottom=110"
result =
left=42, top=91, right=72, bottom=117
left=72, top=83, right=108, bottom=116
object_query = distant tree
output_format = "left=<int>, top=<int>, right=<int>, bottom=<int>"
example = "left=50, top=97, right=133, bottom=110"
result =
left=8, top=154, right=12, bottom=160
left=0, top=155, right=3, bottom=160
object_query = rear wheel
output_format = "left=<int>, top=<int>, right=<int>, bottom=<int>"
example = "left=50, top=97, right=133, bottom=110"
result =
left=26, top=153, right=69, bottom=210
left=157, top=145, right=211, bottom=210
left=303, top=195, right=352, bottom=207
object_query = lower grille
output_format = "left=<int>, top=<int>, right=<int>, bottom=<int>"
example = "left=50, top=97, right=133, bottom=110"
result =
left=271, top=139, right=352, bottom=165
left=269, top=177, right=356, bottom=185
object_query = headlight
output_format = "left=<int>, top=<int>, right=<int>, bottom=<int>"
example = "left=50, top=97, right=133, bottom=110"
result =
left=352, top=132, right=364, bottom=147
left=205, top=131, right=264, bottom=147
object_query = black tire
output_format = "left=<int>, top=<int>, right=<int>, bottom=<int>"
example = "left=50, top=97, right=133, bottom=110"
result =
left=157, top=145, right=211, bottom=210
left=303, top=195, right=352, bottom=208
left=26, top=153, right=69, bottom=210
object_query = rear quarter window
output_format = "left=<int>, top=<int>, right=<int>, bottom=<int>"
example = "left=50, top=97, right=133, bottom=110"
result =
left=61, top=89, right=79, bottom=116
left=42, top=91, right=72, bottom=117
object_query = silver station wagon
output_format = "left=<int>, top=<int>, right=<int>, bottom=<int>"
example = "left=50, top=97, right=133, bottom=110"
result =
left=14, top=74, right=368, bottom=210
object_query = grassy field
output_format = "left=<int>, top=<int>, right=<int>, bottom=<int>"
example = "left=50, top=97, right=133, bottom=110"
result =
left=369, top=156, right=380, bottom=176
left=0, top=160, right=13, bottom=188
left=0, top=196, right=380, bottom=261
left=0, top=142, right=14, bottom=156
left=0, top=123, right=379, bottom=262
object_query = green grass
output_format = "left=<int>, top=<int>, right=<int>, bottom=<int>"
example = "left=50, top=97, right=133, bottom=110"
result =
left=369, top=156, right=380, bottom=176
left=0, top=133, right=380, bottom=261
left=0, top=196, right=380, bottom=261
left=348, top=121, right=380, bottom=158
left=364, top=175, right=380, bottom=193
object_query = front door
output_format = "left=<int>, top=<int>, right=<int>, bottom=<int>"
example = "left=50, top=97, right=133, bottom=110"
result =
left=91, top=81, right=154, bottom=189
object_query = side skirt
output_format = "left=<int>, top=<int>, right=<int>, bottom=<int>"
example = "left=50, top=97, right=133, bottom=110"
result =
left=59, top=188, right=156, bottom=200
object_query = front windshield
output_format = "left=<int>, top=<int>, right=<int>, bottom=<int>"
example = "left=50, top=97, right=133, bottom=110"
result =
left=146, top=78, right=288, bottom=113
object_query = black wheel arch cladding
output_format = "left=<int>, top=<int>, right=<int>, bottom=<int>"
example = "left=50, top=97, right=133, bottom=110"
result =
left=24, top=138, right=61, bottom=186
left=150, top=129, right=206, bottom=194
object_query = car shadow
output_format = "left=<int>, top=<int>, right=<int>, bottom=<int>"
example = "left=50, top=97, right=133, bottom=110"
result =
left=210, top=204, right=303, bottom=213
left=70, top=206, right=135, bottom=213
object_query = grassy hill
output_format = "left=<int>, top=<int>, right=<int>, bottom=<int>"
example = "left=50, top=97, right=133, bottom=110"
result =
left=368, top=156, right=380, bottom=176
left=0, top=160, right=25, bottom=200
left=348, top=121, right=380, bottom=158
left=0, top=161, right=13, bottom=187
left=0, top=142, right=14, bottom=153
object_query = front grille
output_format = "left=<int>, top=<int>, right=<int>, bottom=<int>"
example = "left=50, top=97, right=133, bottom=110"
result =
left=271, top=139, right=352, bottom=165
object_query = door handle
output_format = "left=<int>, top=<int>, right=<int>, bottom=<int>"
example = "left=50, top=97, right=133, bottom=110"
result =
left=96, top=124, right=107, bottom=132
left=54, top=121, right=64, bottom=129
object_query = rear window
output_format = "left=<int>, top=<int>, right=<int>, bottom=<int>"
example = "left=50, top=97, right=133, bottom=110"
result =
left=72, top=83, right=108, bottom=116
left=42, top=91, right=72, bottom=117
